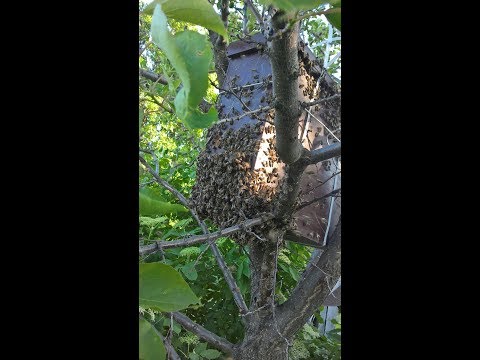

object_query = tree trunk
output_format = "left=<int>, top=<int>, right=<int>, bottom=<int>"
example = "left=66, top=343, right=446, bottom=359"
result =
left=234, top=325, right=289, bottom=360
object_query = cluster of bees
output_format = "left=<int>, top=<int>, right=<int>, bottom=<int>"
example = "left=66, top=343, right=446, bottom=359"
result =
left=298, top=59, right=317, bottom=100
left=190, top=120, right=283, bottom=244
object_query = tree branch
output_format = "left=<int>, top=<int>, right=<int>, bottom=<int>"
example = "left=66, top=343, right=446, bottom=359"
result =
left=216, top=105, right=271, bottom=124
left=139, top=156, right=249, bottom=316
left=302, top=142, right=341, bottom=166
left=284, top=230, right=326, bottom=249
left=268, top=14, right=303, bottom=164
left=273, top=144, right=340, bottom=221
left=139, top=68, right=168, bottom=85
left=245, top=0, right=265, bottom=29
left=295, top=7, right=341, bottom=23
left=146, top=94, right=174, bottom=114
left=276, top=219, right=341, bottom=337
left=168, top=312, right=234, bottom=355
left=139, top=214, right=273, bottom=256
left=295, top=188, right=341, bottom=212
left=301, top=94, right=341, bottom=108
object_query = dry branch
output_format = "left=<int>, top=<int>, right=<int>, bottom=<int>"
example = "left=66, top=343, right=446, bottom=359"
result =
left=139, top=215, right=273, bottom=256
left=168, top=312, right=234, bottom=355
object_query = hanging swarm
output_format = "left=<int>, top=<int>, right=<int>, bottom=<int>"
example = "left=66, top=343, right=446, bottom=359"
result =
left=190, top=117, right=284, bottom=244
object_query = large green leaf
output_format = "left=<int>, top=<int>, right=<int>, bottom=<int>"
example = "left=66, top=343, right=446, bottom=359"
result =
left=151, top=4, right=217, bottom=129
left=144, top=0, right=227, bottom=38
left=259, top=0, right=329, bottom=11
left=139, top=190, right=188, bottom=216
left=325, top=11, right=340, bottom=31
left=325, top=2, right=341, bottom=31
left=140, top=262, right=200, bottom=311
left=139, top=317, right=166, bottom=360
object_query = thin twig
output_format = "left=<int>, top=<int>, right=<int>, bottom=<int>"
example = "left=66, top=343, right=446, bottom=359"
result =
left=210, top=79, right=252, bottom=113
left=146, top=95, right=174, bottom=114
left=302, top=171, right=341, bottom=197
left=139, top=215, right=273, bottom=256
left=168, top=312, right=234, bottom=355
left=304, top=108, right=340, bottom=142
left=301, top=94, right=341, bottom=108
left=139, top=68, right=168, bottom=85
left=295, top=188, right=341, bottom=212
left=216, top=105, right=272, bottom=124
left=295, top=8, right=341, bottom=23
left=245, top=0, right=265, bottom=29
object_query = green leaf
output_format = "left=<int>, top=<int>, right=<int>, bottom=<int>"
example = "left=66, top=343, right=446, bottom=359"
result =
left=172, top=320, right=182, bottom=334
left=140, top=190, right=188, bottom=216
left=189, top=353, right=200, bottom=360
left=179, top=247, right=201, bottom=258
left=181, top=262, right=198, bottom=281
left=288, top=266, right=300, bottom=281
left=161, top=319, right=182, bottom=334
left=200, top=349, right=222, bottom=359
left=236, top=260, right=244, bottom=282
left=151, top=4, right=217, bottom=129
left=176, top=105, right=218, bottom=130
left=258, top=0, right=329, bottom=11
left=325, top=9, right=341, bottom=31
left=242, top=258, right=250, bottom=278
left=139, top=317, right=166, bottom=360
left=279, top=263, right=289, bottom=272
left=145, top=0, right=228, bottom=39
left=238, top=276, right=249, bottom=295
left=327, top=331, right=341, bottom=342
left=194, top=342, right=208, bottom=354
left=140, top=262, right=200, bottom=311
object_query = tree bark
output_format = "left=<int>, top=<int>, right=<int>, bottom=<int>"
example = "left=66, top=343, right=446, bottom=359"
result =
left=234, top=332, right=288, bottom=360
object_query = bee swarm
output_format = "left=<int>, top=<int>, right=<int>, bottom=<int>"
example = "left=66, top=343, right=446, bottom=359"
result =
left=190, top=119, right=283, bottom=245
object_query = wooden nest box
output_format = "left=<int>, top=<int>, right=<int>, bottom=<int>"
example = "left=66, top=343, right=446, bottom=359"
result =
left=190, top=33, right=341, bottom=304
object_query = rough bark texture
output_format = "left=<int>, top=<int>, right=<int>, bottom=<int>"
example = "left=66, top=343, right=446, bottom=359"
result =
left=235, top=332, right=288, bottom=360
left=209, top=0, right=229, bottom=87
left=269, top=15, right=304, bottom=164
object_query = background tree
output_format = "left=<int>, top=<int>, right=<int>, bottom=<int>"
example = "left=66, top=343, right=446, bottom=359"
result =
left=139, top=1, right=341, bottom=359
